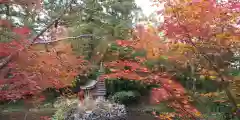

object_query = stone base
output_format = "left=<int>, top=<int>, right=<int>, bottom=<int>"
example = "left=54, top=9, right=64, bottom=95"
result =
left=63, top=98, right=127, bottom=120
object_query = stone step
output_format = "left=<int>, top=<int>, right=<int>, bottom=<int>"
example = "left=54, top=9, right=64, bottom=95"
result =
left=97, top=82, right=105, bottom=85
left=95, top=79, right=106, bottom=97
left=95, top=92, right=106, bottom=95
left=97, top=85, right=105, bottom=87
left=96, top=92, right=106, bottom=94
left=97, top=87, right=106, bottom=90
left=97, top=84, right=105, bottom=86
left=94, top=93, right=106, bottom=96
left=98, top=85, right=105, bottom=87
left=95, top=93, right=106, bottom=95
left=97, top=86, right=105, bottom=89
left=97, top=86, right=105, bottom=88
left=97, top=83, right=105, bottom=86
left=96, top=90, right=106, bottom=93
left=96, top=89, right=106, bottom=92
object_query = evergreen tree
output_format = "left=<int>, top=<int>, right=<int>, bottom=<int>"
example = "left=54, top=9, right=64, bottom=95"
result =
left=42, top=0, right=139, bottom=61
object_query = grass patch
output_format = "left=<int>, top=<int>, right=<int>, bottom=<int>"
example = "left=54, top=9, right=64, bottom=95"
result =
left=142, top=102, right=175, bottom=113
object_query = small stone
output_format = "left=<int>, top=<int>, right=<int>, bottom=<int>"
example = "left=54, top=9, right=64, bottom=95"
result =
left=60, top=98, right=127, bottom=120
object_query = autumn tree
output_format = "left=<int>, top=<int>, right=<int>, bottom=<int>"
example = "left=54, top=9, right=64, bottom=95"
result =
left=100, top=25, right=203, bottom=119
left=0, top=0, right=89, bottom=101
left=151, top=0, right=240, bottom=115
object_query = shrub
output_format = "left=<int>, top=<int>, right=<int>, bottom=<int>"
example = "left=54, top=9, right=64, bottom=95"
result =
left=105, top=78, right=158, bottom=96
left=111, top=91, right=140, bottom=105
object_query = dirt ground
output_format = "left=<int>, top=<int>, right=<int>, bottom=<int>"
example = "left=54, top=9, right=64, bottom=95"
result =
left=0, top=111, right=54, bottom=120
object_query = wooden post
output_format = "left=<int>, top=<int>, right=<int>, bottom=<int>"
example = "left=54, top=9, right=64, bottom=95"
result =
left=78, top=89, right=85, bottom=102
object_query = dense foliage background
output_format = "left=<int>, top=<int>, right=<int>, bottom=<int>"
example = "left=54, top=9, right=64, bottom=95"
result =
left=0, top=0, right=240, bottom=120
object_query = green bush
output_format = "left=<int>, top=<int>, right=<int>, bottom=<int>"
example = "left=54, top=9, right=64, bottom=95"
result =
left=105, top=78, right=158, bottom=96
left=175, top=73, right=221, bottom=92
left=74, top=75, right=88, bottom=86
left=111, top=91, right=140, bottom=105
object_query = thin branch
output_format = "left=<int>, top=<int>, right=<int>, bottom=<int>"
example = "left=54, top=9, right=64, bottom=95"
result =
left=33, top=34, right=93, bottom=44
left=0, top=0, right=74, bottom=69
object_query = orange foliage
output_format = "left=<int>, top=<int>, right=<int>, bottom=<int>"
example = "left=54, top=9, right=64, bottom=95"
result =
left=148, top=74, right=201, bottom=119
left=116, top=25, right=168, bottom=60
left=159, top=0, right=240, bottom=51
left=0, top=25, right=88, bottom=101
left=104, top=27, right=201, bottom=119
left=0, top=42, right=88, bottom=101
left=103, top=60, right=149, bottom=80
left=149, top=0, right=240, bottom=118
left=14, top=42, right=89, bottom=89
left=133, top=25, right=168, bottom=59
left=151, top=0, right=240, bottom=78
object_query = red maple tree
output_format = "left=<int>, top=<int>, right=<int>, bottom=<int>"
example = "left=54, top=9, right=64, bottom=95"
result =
left=102, top=26, right=202, bottom=119
left=0, top=20, right=88, bottom=101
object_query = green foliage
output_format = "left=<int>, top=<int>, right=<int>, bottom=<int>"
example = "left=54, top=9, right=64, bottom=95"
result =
left=62, top=0, right=138, bottom=59
left=175, top=73, right=221, bottom=92
left=132, top=50, right=147, bottom=58
left=0, top=100, right=25, bottom=112
left=108, top=44, right=119, bottom=51
left=202, top=113, right=239, bottom=120
left=105, top=78, right=158, bottom=96
left=229, top=69, right=240, bottom=77
left=111, top=91, right=140, bottom=105
left=88, top=69, right=100, bottom=80
left=144, top=60, right=160, bottom=69
left=42, top=88, right=61, bottom=101
left=70, top=37, right=96, bottom=58
left=143, top=102, right=175, bottom=113
left=51, top=98, right=79, bottom=120
left=72, top=75, right=88, bottom=86
left=118, top=47, right=134, bottom=59
left=144, top=57, right=171, bottom=70
left=0, top=28, right=14, bottom=42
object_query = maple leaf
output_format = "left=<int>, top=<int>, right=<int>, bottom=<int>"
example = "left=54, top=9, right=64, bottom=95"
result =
left=13, top=27, right=31, bottom=36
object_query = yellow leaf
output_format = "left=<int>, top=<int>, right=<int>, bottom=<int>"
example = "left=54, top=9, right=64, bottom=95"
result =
left=194, top=111, right=202, bottom=117
left=208, top=70, right=217, bottom=75
left=165, top=7, right=174, bottom=14
left=216, top=33, right=229, bottom=39
left=209, top=76, right=217, bottom=80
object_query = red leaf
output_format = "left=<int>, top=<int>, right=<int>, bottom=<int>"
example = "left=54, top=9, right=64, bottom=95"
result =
left=231, top=3, right=240, bottom=9
left=13, top=27, right=31, bottom=36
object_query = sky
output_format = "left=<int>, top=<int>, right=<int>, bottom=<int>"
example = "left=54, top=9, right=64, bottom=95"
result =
left=10, top=0, right=164, bottom=26
left=135, top=0, right=163, bottom=16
